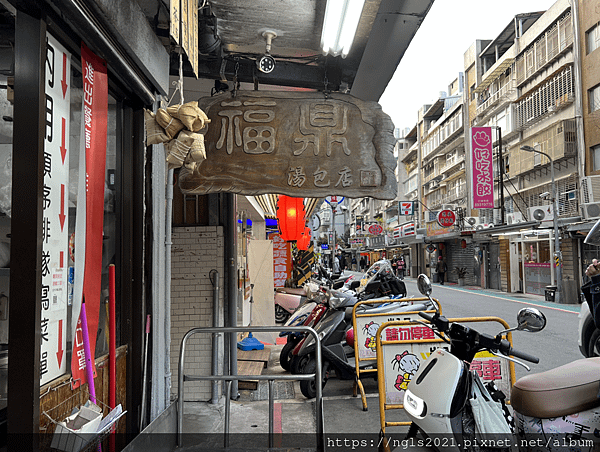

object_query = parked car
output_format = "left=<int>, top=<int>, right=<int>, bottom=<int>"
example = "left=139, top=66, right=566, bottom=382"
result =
left=578, top=301, right=600, bottom=357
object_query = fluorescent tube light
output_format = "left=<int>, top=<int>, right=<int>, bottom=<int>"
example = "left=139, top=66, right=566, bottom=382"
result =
left=320, top=0, right=366, bottom=58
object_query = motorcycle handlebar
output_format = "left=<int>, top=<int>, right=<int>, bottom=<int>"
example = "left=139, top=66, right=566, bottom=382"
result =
left=501, top=340, right=540, bottom=363
left=418, top=311, right=434, bottom=322
left=418, top=312, right=540, bottom=364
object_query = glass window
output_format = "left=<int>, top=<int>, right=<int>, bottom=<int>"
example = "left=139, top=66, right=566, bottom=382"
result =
left=593, top=144, right=600, bottom=172
left=587, top=23, right=600, bottom=54
left=589, top=84, right=600, bottom=113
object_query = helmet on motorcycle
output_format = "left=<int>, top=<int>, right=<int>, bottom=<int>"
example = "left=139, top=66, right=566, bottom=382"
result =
left=346, top=328, right=355, bottom=347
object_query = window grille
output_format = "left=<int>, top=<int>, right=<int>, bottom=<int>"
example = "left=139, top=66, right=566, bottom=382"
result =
left=515, top=66, right=573, bottom=130
left=513, top=173, right=579, bottom=218
left=514, top=12, right=572, bottom=84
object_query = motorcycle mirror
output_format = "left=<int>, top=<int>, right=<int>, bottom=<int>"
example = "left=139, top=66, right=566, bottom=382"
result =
left=417, top=274, right=432, bottom=296
left=516, top=307, right=546, bottom=332
left=585, top=218, right=600, bottom=246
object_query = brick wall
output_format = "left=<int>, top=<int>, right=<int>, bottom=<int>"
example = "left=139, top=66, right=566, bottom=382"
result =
left=170, top=226, right=224, bottom=401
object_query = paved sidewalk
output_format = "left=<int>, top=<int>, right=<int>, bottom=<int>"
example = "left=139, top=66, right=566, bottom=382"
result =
left=179, top=281, right=581, bottom=451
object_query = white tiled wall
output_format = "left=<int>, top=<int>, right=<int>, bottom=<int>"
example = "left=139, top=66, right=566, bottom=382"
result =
left=170, top=226, right=224, bottom=401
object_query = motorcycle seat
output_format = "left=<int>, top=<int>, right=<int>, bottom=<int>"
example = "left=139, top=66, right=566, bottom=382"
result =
left=275, top=287, right=305, bottom=296
left=511, top=357, right=600, bottom=418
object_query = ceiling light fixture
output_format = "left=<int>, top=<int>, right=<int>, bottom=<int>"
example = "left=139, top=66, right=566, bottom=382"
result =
left=320, top=0, right=366, bottom=58
left=257, top=30, right=277, bottom=74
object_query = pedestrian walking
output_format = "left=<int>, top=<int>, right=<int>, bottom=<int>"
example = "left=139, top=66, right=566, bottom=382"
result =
left=360, top=256, right=366, bottom=272
left=435, top=256, right=447, bottom=285
left=338, top=252, right=347, bottom=272
left=397, top=256, right=405, bottom=280
left=333, top=254, right=340, bottom=273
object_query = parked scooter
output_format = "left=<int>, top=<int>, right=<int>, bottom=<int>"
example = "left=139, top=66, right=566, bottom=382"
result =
left=278, top=282, right=328, bottom=371
left=274, top=265, right=351, bottom=323
left=401, top=274, right=546, bottom=452
left=297, top=285, right=432, bottom=399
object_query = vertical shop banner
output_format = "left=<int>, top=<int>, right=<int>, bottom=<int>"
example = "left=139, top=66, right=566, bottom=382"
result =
left=41, top=33, right=71, bottom=385
left=471, top=127, right=494, bottom=209
left=355, top=215, right=364, bottom=236
left=272, top=233, right=292, bottom=288
left=71, top=42, right=108, bottom=389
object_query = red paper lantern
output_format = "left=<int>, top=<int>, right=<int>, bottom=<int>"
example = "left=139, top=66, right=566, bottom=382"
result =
left=461, top=239, right=467, bottom=249
left=276, top=195, right=306, bottom=242
left=297, top=227, right=311, bottom=250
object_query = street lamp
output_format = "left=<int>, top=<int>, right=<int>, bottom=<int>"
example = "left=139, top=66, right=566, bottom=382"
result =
left=520, top=145, right=562, bottom=303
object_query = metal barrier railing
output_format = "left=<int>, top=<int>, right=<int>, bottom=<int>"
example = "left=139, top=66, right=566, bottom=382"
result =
left=177, top=325, right=324, bottom=451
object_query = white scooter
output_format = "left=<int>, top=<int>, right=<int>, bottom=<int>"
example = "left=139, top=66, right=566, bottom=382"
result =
left=400, top=274, right=546, bottom=452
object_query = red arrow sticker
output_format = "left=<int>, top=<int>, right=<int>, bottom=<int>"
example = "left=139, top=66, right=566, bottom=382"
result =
left=56, top=319, right=64, bottom=368
left=59, top=184, right=66, bottom=232
left=60, top=117, right=67, bottom=164
left=61, top=52, right=68, bottom=99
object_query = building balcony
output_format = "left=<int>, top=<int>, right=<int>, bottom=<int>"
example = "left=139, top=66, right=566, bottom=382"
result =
left=440, top=155, right=465, bottom=175
left=475, top=79, right=516, bottom=119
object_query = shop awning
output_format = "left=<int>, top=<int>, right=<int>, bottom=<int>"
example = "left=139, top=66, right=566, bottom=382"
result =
left=471, top=220, right=541, bottom=239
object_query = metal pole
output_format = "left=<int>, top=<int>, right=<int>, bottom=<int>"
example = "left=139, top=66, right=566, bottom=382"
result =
left=225, top=193, right=239, bottom=398
left=550, top=157, right=562, bottom=303
left=497, top=127, right=505, bottom=225
left=268, top=379, right=274, bottom=448
left=211, top=270, right=220, bottom=404
left=331, top=205, right=336, bottom=266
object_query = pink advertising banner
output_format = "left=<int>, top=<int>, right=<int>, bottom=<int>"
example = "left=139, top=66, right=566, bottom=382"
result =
left=471, top=127, right=494, bottom=209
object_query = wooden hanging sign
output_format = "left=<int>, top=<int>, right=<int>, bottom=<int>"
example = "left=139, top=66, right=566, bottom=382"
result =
left=178, top=91, right=397, bottom=200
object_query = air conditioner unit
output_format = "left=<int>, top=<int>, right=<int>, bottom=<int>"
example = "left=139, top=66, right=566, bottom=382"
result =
left=506, top=212, right=524, bottom=225
left=582, top=202, right=600, bottom=220
left=528, top=205, right=554, bottom=222
left=475, top=223, right=495, bottom=231
left=464, top=217, right=480, bottom=229
left=581, top=176, right=600, bottom=204
left=442, top=204, right=457, bottom=211
left=429, top=180, right=439, bottom=189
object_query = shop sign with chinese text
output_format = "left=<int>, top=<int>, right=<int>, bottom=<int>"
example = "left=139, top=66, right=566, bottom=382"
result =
left=272, top=233, right=292, bottom=288
left=179, top=92, right=397, bottom=200
left=437, top=209, right=456, bottom=227
left=471, top=127, right=494, bottom=209
left=41, top=33, right=70, bottom=385
left=368, top=224, right=383, bottom=235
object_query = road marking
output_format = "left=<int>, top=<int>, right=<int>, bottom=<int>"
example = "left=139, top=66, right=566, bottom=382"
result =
left=403, top=280, right=580, bottom=314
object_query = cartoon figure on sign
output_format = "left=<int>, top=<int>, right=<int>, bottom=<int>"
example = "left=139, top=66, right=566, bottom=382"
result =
left=392, top=351, right=420, bottom=391
left=363, top=321, right=380, bottom=351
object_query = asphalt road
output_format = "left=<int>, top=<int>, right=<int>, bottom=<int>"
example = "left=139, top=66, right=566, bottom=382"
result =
left=327, top=273, right=581, bottom=391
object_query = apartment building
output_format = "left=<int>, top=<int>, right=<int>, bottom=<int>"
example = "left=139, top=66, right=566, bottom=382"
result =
left=466, top=0, right=581, bottom=300
left=578, top=0, right=600, bottom=274
left=345, top=0, right=597, bottom=303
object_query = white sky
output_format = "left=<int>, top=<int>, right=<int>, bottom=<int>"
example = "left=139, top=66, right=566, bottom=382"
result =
left=379, top=0, right=557, bottom=132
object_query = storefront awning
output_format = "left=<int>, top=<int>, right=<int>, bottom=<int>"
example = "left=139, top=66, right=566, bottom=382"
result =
left=471, top=221, right=541, bottom=239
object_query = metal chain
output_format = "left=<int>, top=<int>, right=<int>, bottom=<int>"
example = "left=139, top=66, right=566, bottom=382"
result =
left=323, top=64, right=330, bottom=99
left=232, top=60, right=240, bottom=98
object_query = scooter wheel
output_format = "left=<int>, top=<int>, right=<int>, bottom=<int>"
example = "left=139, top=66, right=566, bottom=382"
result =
left=290, top=354, right=310, bottom=375
left=279, top=340, right=297, bottom=372
left=275, top=305, right=291, bottom=324
left=300, top=358, right=326, bottom=399
left=589, top=329, right=600, bottom=357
